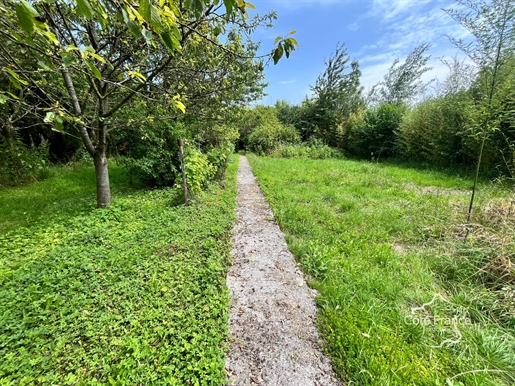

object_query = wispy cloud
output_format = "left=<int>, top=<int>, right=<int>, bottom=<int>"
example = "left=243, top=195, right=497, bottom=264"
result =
left=347, top=22, right=360, bottom=31
left=370, top=0, right=433, bottom=21
left=280, top=79, right=297, bottom=85
left=357, top=0, right=472, bottom=92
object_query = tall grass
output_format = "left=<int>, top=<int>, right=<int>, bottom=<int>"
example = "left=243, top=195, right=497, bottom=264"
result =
left=248, top=155, right=514, bottom=386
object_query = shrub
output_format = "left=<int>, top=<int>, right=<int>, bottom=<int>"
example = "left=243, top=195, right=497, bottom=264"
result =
left=270, top=139, right=343, bottom=159
left=348, top=102, right=407, bottom=158
left=0, top=136, right=50, bottom=187
left=247, top=123, right=300, bottom=154
left=397, top=94, right=472, bottom=166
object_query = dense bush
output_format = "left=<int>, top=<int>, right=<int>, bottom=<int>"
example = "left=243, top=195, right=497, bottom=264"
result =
left=116, top=121, right=181, bottom=187
left=398, top=93, right=471, bottom=165
left=270, top=139, right=343, bottom=159
left=247, top=123, right=300, bottom=154
left=116, top=119, right=233, bottom=192
left=347, top=102, right=407, bottom=158
left=0, top=136, right=50, bottom=187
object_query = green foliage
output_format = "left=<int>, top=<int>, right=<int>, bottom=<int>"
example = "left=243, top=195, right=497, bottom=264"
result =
left=270, top=139, right=343, bottom=159
left=238, top=105, right=301, bottom=154
left=348, top=102, right=407, bottom=158
left=0, top=0, right=291, bottom=207
left=183, top=145, right=215, bottom=195
left=248, top=154, right=515, bottom=386
left=0, top=136, right=50, bottom=187
left=398, top=94, right=472, bottom=165
left=369, top=43, right=433, bottom=105
left=311, top=43, right=364, bottom=146
left=0, top=157, right=239, bottom=385
left=247, top=123, right=300, bottom=154
left=116, top=118, right=183, bottom=187
left=207, top=141, right=235, bottom=180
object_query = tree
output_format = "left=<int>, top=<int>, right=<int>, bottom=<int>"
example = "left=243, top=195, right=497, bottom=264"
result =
left=370, top=43, right=432, bottom=105
left=444, top=0, right=515, bottom=220
left=0, top=0, right=297, bottom=207
left=311, top=43, right=364, bottom=146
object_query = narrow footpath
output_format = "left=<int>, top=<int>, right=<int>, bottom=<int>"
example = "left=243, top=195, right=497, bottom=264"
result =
left=225, top=156, right=340, bottom=386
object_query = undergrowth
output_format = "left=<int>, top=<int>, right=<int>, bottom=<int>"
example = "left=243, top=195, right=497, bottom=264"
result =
left=269, top=141, right=343, bottom=159
left=248, top=155, right=514, bottom=386
left=0, top=156, right=238, bottom=385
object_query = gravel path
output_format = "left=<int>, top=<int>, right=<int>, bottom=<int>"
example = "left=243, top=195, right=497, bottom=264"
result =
left=225, top=156, right=340, bottom=386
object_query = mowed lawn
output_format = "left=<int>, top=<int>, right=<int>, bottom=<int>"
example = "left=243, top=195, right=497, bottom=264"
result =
left=0, top=158, right=238, bottom=385
left=248, top=155, right=515, bottom=386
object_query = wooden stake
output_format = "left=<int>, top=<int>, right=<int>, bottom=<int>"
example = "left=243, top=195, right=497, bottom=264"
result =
left=178, top=139, right=188, bottom=205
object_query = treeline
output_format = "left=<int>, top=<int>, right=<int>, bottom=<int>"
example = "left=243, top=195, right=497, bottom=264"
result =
left=0, top=0, right=297, bottom=207
left=241, top=0, right=515, bottom=179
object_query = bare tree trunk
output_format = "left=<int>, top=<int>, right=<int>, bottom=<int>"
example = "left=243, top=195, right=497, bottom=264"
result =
left=93, top=150, right=111, bottom=208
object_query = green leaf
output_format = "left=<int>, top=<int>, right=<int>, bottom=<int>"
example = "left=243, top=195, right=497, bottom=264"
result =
left=62, top=54, right=76, bottom=67
left=223, top=0, right=235, bottom=15
left=85, top=60, right=102, bottom=80
left=160, top=31, right=176, bottom=52
left=0, top=94, right=8, bottom=104
left=76, top=0, right=94, bottom=20
left=274, top=36, right=282, bottom=45
left=139, top=0, right=152, bottom=23
left=141, top=28, right=155, bottom=44
left=127, top=20, right=141, bottom=37
left=285, top=37, right=299, bottom=47
left=54, top=115, right=64, bottom=131
left=273, top=45, right=283, bottom=65
left=5, top=68, right=28, bottom=89
left=150, top=5, right=162, bottom=30
left=89, top=52, right=106, bottom=63
left=20, top=0, right=39, bottom=16
left=37, top=60, right=53, bottom=71
left=40, top=30, right=59, bottom=45
left=15, top=4, right=34, bottom=34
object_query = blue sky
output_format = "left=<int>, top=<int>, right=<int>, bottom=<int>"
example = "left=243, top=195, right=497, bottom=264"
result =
left=247, top=0, right=470, bottom=105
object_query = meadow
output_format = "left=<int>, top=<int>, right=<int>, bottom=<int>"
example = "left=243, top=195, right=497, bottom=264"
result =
left=248, top=155, right=515, bottom=386
left=0, top=158, right=238, bottom=385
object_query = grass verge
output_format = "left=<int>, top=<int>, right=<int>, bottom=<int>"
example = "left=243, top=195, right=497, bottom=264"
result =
left=248, top=154, right=514, bottom=386
left=0, top=156, right=238, bottom=385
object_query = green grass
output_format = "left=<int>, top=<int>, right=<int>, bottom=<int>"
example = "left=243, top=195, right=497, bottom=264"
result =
left=248, top=155, right=515, bottom=386
left=0, top=162, right=133, bottom=234
left=0, top=157, right=238, bottom=385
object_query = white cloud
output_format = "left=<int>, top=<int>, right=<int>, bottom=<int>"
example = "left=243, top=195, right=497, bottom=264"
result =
left=370, top=0, right=433, bottom=21
left=280, top=79, right=297, bottom=85
left=357, top=0, right=473, bottom=96
left=347, top=22, right=360, bottom=31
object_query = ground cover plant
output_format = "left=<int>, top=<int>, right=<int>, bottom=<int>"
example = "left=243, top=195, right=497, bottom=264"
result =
left=0, top=157, right=238, bottom=385
left=248, top=155, right=515, bottom=385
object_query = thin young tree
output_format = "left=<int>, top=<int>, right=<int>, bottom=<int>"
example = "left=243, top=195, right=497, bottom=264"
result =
left=444, top=0, right=515, bottom=220
left=369, top=43, right=433, bottom=105
left=311, top=42, right=364, bottom=146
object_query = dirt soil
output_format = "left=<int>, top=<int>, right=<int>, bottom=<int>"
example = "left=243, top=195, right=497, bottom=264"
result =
left=225, top=156, right=340, bottom=386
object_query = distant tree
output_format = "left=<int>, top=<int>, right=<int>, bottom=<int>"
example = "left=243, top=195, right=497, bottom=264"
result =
left=370, top=43, right=433, bottom=105
left=444, top=0, right=515, bottom=220
left=311, top=43, right=364, bottom=146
